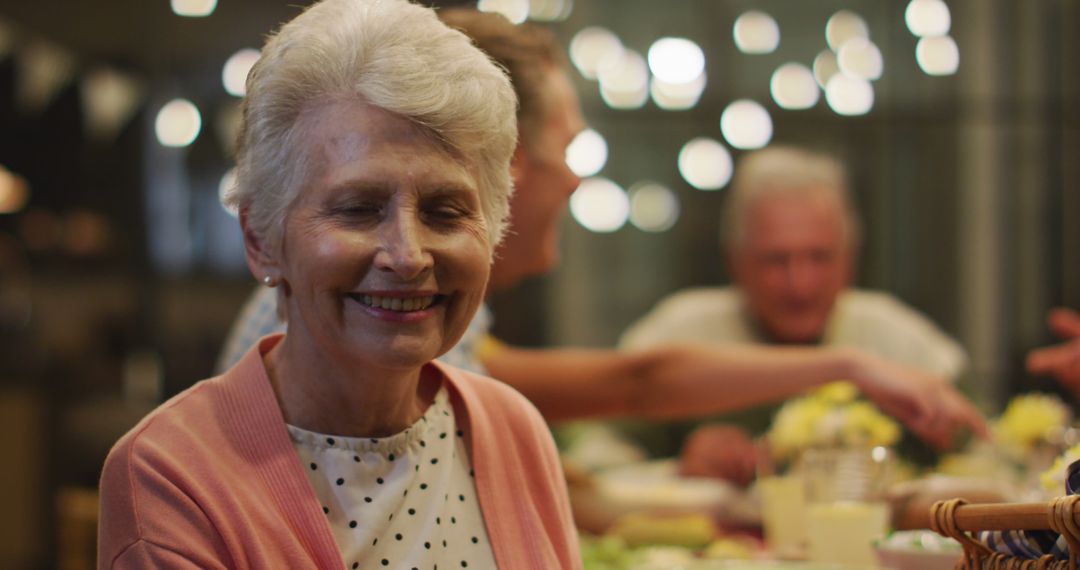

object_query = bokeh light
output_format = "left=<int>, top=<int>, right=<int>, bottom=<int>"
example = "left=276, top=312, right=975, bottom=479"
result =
left=905, top=0, right=951, bottom=37
left=837, top=37, right=883, bottom=81
left=565, top=128, right=608, bottom=178
left=678, top=138, right=733, bottom=191
left=813, top=50, right=840, bottom=88
left=629, top=181, right=680, bottom=232
left=598, top=49, right=649, bottom=110
left=0, top=166, right=29, bottom=214
left=647, top=37, right=705, bottom=85
left=570, top=177, right=629, bottom=233
left=650, top=73, right=707, bottom=110
left=720, top=99, right=773, bottom=150
left=171, top=0, right=217, bottom=17
left=569, top=27, right=623, bottom=80
left=154, top=98, right=202, bottom=148
left=770, top=63, right=819, bottom=110
left=916, top=35, right=960, bottom=75
left=825, top=74, right=874, bottom=116
left=529, top=0, right=573, bottom=22
left=477, top=0, right=528, bottom=24
left=825, top=10, right=868, bottom=51
left=222, top=48, right=259, bottom=97
left=733, top=10, right=780, bottom=54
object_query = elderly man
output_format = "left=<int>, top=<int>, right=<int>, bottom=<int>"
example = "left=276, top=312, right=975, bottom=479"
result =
left=219, top=13, right=983, bottom=458
left=620, top=145, right=970, bottom=480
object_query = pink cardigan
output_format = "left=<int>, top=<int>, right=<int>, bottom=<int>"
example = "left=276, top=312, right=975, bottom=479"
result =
left=99, top=335, right=581, bottom=569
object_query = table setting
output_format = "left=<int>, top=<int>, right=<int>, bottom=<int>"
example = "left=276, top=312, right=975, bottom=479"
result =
left=569, top=386, right=1080, bottom=569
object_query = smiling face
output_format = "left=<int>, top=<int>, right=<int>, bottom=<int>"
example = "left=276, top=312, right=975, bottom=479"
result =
left=729, top=189, right=854, bottom=344
left=249, top=99, right=491, bottom=372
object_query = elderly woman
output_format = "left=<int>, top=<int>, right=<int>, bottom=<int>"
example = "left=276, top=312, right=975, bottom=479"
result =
left=97, top=1, right=579, bottom=568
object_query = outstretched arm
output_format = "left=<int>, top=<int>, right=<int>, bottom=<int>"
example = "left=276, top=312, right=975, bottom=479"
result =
left=1027, top=308, right=1080, bottom=399
left=481, top=341, right=987, bottom=449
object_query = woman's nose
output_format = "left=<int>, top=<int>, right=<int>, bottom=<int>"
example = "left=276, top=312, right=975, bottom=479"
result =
left=375, top=215, right=433, bottom=279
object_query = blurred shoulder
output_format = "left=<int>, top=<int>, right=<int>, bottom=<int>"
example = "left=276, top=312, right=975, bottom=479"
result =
left=839, top=289, right=937, bottom=322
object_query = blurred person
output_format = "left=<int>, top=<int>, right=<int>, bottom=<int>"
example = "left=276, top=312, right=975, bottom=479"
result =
left=1027, top=307, right=1080, bottom=399
left=217, top=11, right=985, bottom=476
left=97, top=1, right=580, bottom=568
left=620, top=145, right=972, bottom=481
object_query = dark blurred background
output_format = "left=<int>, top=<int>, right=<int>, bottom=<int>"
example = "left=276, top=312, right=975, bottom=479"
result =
left=0, top=0, right=1075, bottom=567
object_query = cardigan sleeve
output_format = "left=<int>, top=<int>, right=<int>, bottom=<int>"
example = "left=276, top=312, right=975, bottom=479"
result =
left=98, top=430, right=235, bottom=569
left=111, top=540, right=230, bottom=569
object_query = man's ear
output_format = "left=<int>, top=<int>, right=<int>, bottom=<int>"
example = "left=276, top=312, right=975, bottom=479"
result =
left=510, top=143, right=528, bottom=184
left=239, top=207, right=280, bottom=283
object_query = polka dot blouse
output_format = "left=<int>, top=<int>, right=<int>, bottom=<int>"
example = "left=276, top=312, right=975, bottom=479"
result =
left=288, top=386, right=496, bottom=569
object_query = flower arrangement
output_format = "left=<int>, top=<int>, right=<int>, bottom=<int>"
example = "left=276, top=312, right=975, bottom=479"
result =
left=767, top=381, right=901, bottom=461
left=1039, top=442, right=1080, bottom=495
left=993, top=393, right=1071, bottom=455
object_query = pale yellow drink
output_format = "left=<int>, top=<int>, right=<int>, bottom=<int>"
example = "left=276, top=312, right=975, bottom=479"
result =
left=804, top=500, right=890, bottom=566
left=758, top=475, right=806, bottom=559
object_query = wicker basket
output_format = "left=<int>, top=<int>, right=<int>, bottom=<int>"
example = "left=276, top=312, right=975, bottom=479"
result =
left=930, top=496, right=1080, bottom=569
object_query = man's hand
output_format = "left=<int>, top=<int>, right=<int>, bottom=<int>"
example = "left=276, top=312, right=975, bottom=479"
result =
left=1027, top=308, right=1080, bottom=399
left=678, top=424, right=758, bottom=487
left=849, top=350, right=988, bottom=450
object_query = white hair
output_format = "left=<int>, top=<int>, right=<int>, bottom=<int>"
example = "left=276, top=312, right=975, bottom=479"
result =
left=720, top=145, right=861, bottom=251
left=223, top=0, right=518, bottom=252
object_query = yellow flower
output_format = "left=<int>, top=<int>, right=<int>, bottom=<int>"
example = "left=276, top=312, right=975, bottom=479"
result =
left=767, top=383, right=900, bottom=461
left=813, top=381, right=858, bottom=404
left=994, top=393, right=1071, bottom=452
left=1040, top=442, right=1080, bottom=495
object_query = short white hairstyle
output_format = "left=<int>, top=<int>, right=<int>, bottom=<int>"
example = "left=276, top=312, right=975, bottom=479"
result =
left=223, top=0, right=518, bottom=252
left=720, top=145, right=861, bottom=252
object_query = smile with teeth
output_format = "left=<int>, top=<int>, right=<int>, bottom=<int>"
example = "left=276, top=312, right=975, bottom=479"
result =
left=353, top=294, right=439, bottom=312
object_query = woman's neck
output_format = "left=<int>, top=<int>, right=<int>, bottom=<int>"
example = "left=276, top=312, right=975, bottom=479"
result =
left=263, top=334, right=439, bottom=437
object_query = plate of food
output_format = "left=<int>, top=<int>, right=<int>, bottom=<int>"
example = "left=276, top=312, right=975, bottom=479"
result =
left=592, top=460, right=761, bottom=524
left=873, top=530, right=962, bottom=570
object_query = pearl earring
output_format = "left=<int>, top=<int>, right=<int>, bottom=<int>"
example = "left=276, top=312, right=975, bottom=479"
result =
left=262, top=275, right=275, bottom=287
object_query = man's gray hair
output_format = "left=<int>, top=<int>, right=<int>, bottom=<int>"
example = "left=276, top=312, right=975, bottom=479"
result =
left=720, top=145, right=861, bottom=252
left=223, top=0, right=518, bottom=252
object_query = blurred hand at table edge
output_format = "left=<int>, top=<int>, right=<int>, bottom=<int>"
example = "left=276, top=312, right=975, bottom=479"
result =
left=1027, top=307, right=1080, bottom=400
left=678, top=424, right=757, bottom=487
left=848, top=349, right=989, bottom=450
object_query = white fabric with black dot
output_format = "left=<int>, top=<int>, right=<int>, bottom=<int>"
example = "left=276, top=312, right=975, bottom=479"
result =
left=288, top=385, right=496, bottom=569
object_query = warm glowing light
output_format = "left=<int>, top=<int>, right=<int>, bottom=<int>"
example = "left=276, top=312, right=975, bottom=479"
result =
left=647, top=38, right=705, bottom=85
left=629, top=181, right=680, bottom=232
left=171, top=0, right=217, bottom=17
left=733, top=10, right=780, bottom=54
left=905, top=0, right=951, bottom=37
left=0, top=166, right=29, bottom=214
left=529, top=0, right=573, bottom=22
left=720, top=100, right=773, bottom=150
left=598, top=49, right=649, bottom=110
left=477, top=0, right=528, bottom=24
left=222, top=48, right=259, bottom=97
left=916, top=35, right=960, bottom=75
left=219, top=168, right=238, bottom=217
left=565, top=128, right=608, bottom=177
left=770, top=63, right=819, bottom=110
left=155, top=98, right=202, bottom=148
left=837, top=37, right=883, bottom=81
left=570, top=27, right=624, bottom=80
left=678, top=138, right=733, bottom=191
left=813, top=50, right=840, bottom=88
left=826, top=10, right=868, bottom=51
left=570, top=177, right=629, bottom=233
left=650, top=73, right=707, bottom=111
left=825, top=74, right=874, bottom=116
